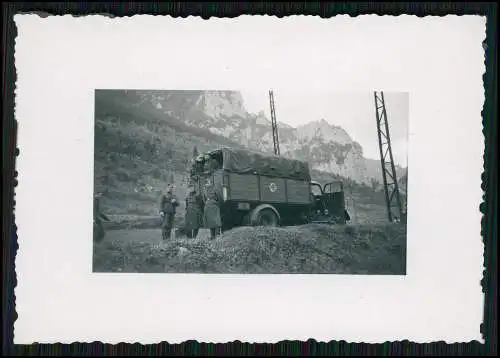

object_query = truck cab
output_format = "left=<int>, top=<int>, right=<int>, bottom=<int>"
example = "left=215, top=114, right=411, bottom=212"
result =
left=310, top=180, right=349, bottom=224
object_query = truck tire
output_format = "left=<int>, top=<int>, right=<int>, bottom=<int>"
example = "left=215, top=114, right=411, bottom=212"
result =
left=255, top=208, right=279, bottom=227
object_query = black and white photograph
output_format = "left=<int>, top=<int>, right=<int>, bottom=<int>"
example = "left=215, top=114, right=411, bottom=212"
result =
left=92, top=89, right=409, bottom=274
left=13, top=14, right=486, bottom=345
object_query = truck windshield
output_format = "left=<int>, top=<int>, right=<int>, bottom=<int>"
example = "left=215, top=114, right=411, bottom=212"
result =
left=310, top=184, right=322, bottom=196
left=324, top=181, right=343, bottom=194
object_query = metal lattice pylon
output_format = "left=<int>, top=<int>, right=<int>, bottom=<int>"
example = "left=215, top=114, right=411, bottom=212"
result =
left=374, top=91, right=403, bottom=222
left=269, top=90, right=280, bottom=156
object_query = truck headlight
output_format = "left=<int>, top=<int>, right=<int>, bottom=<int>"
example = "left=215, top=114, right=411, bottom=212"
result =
left=222, top=186, right=228, bottom=201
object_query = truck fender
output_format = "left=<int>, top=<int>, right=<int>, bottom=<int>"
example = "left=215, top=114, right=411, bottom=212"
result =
left=250, top=204, right=281, bottom=225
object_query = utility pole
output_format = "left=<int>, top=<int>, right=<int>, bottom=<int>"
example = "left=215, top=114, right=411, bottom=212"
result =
left=269, top=90, right=280, bottom=156
left=374, top=91, right=403, bottom=222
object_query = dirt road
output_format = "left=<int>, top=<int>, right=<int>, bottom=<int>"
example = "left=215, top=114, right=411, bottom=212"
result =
left=93, top=224, right=407, bottom=274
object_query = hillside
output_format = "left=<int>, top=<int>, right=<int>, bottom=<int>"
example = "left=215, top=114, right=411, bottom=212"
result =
left=133, top=90, right=407, bottom=184
left=94, top=90, right=245, bottom=217
left=93, top=90, right=407, bottom=224
left=93, top=223, right=407, bottom=274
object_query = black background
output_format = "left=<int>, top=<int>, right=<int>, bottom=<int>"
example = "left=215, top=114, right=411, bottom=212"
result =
left=2, top=2, right=497, bottom=356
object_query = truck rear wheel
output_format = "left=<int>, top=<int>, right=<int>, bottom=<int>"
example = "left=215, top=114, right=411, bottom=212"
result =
left=255, top=208, right=279, bottom=227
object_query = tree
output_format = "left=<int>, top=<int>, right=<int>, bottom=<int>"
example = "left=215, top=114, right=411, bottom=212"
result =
left=192, top=146, right=199, bottom=159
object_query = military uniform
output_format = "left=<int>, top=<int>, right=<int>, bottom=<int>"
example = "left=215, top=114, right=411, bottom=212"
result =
left=159, top=190, right=179, bottom=240
left=184, top=191, right=204, bottom=239
left=203, top=184, right=222, bottom=239
left=203, top=157, right=219, bottom=174
left=93, top=196, right=109, bottom=242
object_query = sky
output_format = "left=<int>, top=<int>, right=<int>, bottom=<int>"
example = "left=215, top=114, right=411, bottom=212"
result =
left=240, top=90, right=409, bottom=167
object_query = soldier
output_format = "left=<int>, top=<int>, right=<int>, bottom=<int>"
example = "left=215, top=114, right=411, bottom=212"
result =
left=203, top=180, right=222, bottom=240
left=159, top=184, right=179, bottom=240
left=93, top=192, right=110, bottom=242
left=184, top=185, right=204, bottom=239
left=203, top=154, right=219, bottom=174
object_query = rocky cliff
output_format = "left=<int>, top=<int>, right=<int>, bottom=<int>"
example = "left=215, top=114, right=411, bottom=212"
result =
left=133, top=90, right=406, bottom=185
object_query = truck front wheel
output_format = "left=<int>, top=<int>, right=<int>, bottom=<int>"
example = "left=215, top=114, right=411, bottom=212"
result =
left=255, top=208, right=279, bottom=227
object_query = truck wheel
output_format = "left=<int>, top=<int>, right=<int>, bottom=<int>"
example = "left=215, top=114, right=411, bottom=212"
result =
left=255, top=209, right=279, bottom=227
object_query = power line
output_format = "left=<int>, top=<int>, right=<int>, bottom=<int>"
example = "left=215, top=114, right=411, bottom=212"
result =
left=269, top=90, right=280, bottom=156
left=374, top=91, right=403, bottom=223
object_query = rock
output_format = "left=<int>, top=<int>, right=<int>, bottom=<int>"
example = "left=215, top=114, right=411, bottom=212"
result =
left=178, top=247, right=190, bottom=257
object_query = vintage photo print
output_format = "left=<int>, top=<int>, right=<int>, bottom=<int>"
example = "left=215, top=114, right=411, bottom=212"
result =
left=92, top=89, right=409, bottom=275
left=14, top=14, right=486, bottom=344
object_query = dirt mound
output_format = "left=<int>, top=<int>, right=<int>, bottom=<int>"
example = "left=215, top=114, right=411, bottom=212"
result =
left=93, top=223, right=406, bottom=274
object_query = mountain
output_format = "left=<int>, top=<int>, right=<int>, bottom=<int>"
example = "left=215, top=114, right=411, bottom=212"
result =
left=133, top=90, right=406, bottom=185
left=93, top=90, right=247, bottom=216
left=93, top=89, right=407, bottom=222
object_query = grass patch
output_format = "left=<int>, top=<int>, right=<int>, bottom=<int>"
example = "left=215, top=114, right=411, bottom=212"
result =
left=93, top=223, right=407, bottom=274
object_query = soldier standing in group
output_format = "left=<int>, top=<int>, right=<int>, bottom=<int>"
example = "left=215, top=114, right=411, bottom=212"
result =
left=203, top=180, right=222, bottom=240
left=93, top=192, right=110, bottom=242
left=184, top=185, right=204, bottom=239
left=203, top=154, right=219, bottom=174
left=159, top=184, right=179, bottom=241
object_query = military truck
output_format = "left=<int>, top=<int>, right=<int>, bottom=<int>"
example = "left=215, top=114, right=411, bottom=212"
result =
left=190, top=147, right=349, bottom=231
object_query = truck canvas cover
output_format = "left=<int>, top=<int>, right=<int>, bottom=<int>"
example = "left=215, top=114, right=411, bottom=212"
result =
left=210, top=147, right=311, bottom=181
